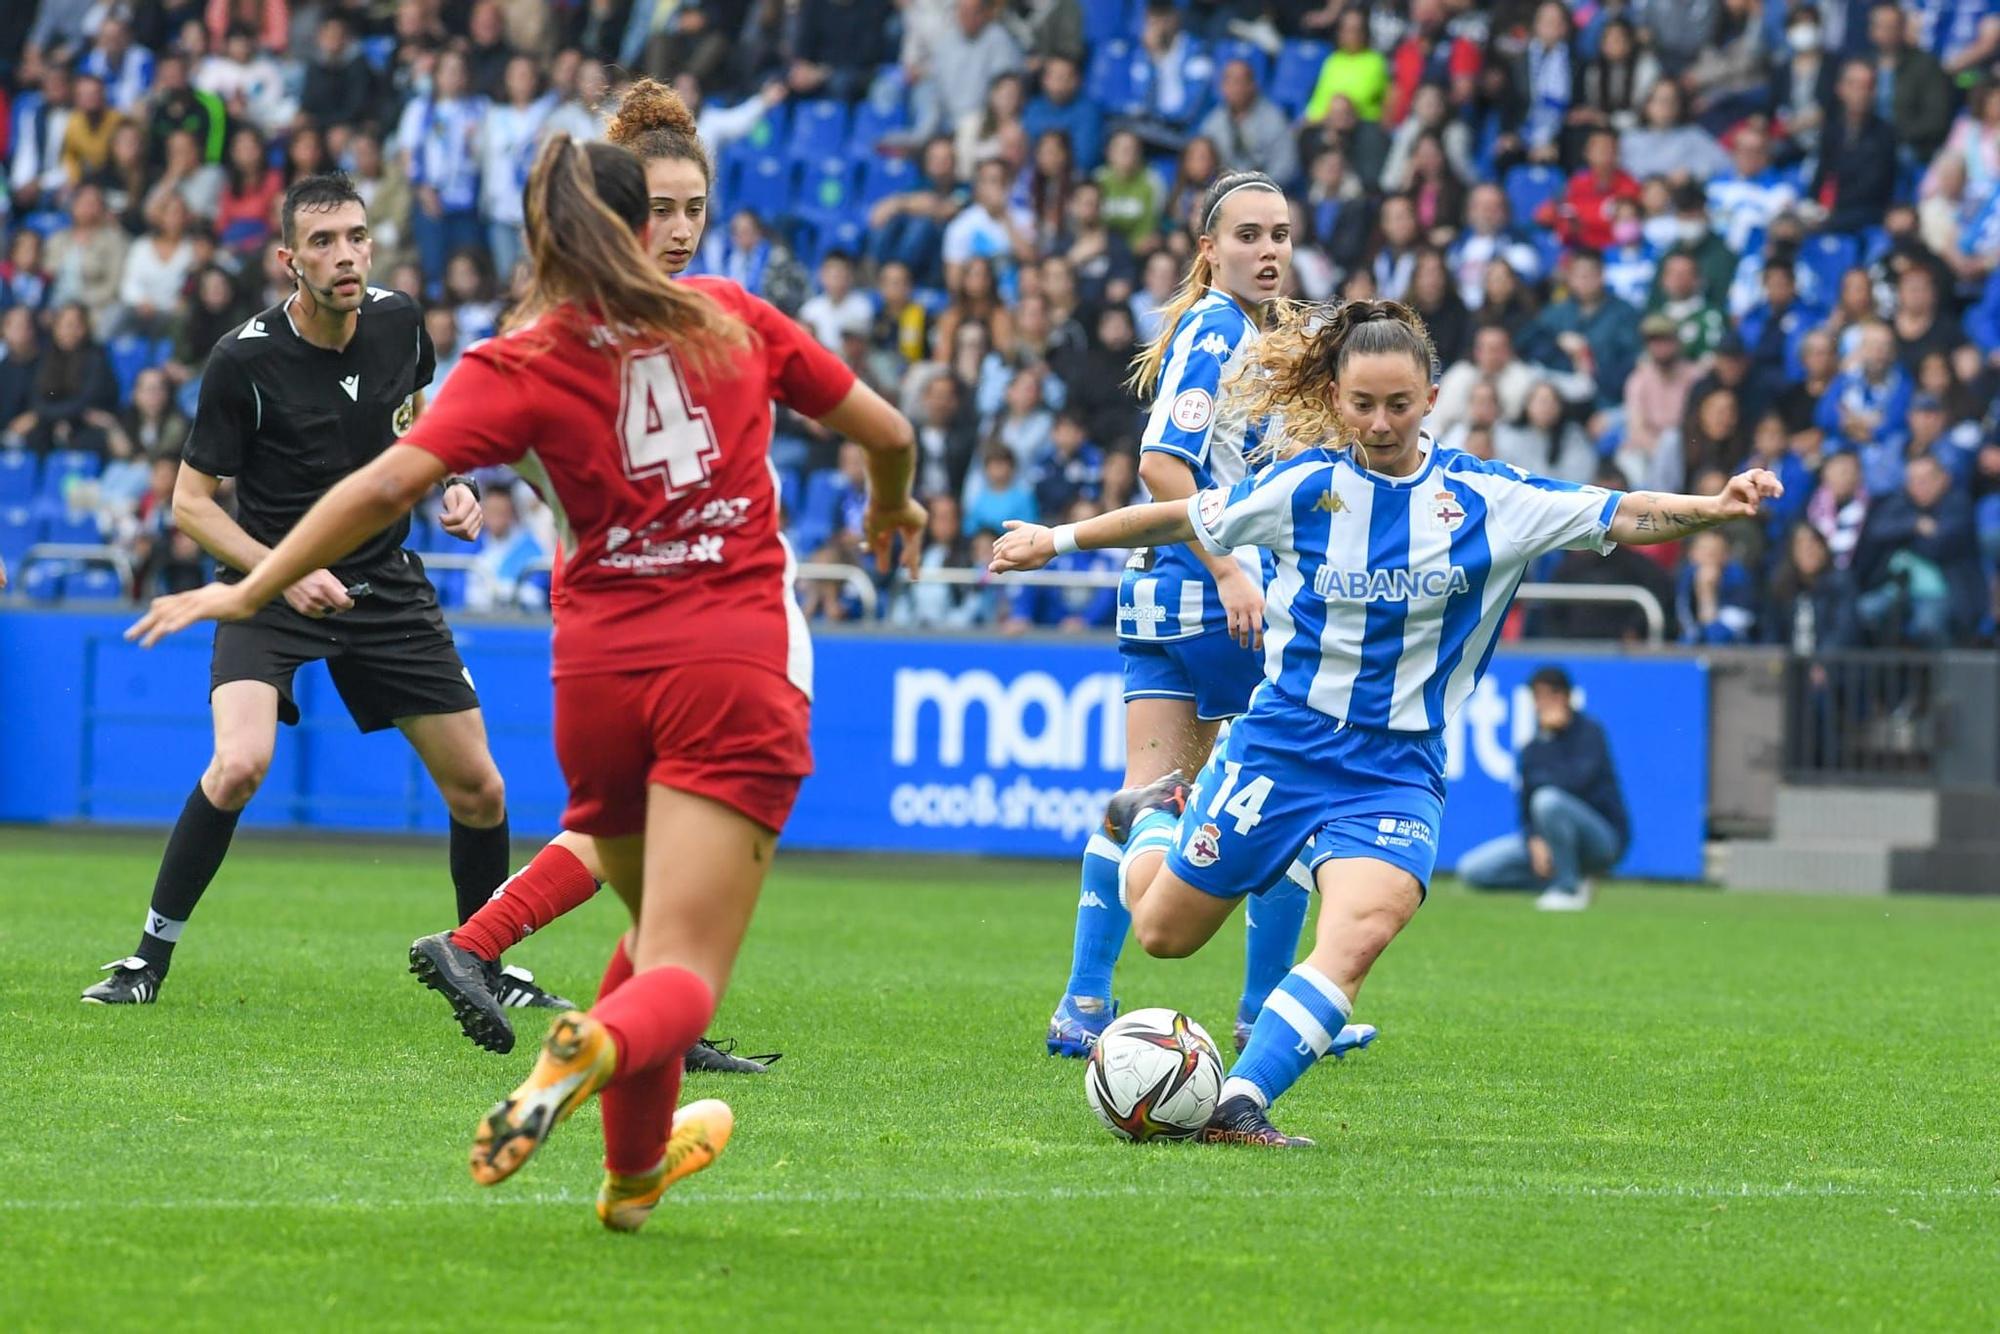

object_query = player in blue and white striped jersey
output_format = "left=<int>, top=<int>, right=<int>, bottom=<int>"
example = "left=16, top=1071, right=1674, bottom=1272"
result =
left=997, top=299, right=1783, bottom=1145
left=1045, top=171, right=1366, bottom=1064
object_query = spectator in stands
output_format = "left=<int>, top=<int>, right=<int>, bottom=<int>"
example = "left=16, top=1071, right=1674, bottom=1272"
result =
left=1025, top=130, right=1077, bottom=251
left=1433, top=324, right=1594, bottom=437
left=0, top=231, right=52, bottom=314
left=1818, top=322, right=1913, bottom=493
left=1458, top=664, right=1627, bottom=912
left=1306, top=8, right=1389, bottom=125
left=1438, top=377, right=1502, bottom=455
left=1599, top=196, right=1659, bottom=307
left=702, top=208, right=807, bottom=307
left=300, top=15, right=378, bottom=134
left=962, top=441, right=1036, bottom=533
left=1162, top=135, right=1224, bottom=237
left=214, top=125, right=281, bottom=258
left=1523, top=249, right=1638, bottom=416
left=1706, top=125, right=1796, bottom=257
left=1764, top=521, right=1859, bottom=651
left=47, top=184, right=128, bottom=335
left=799, top=251, right=874, bottom=350
left=147, top=127, right=225, bottom=224
left=0, top=308, right=43, bottom=438
left=1546, top=126, right=1639, bottom=251
left=942, top=157, right=1035, bottom=289
left=1744, top=407, right=1814, bottom=533
left=1051, top=303, right=1143, bottom=453
left=867, top=135, right=963, bottom=289
left=934, top=255, right=1015, bottom=366
left=1129, top=248, right=1179, bottom=345
left=1855, top=454, right=1984, bottom=645
left=1448, top=184, right=1540, bottom=311
left=164, top=265, right=247, bottom=387
left=398, top=50, right=486, bottom=297
left=1571, top=17, right=1659, bottom=141
left=195, top=24, right=293, bottom=133
left=789, top=0, right=895, bottom=102
left=118, top=194, right=197, bottom=337
left=14, top=304, right=115, bottom=457
left=1030, top=408, right=1101, bottom=518
left=1807, top=448, right=1870, bottom=569
left=144, top=54, right=225, bottom=172
left=90, top=121, right=151, bottom=235
left=1497, top=381, right=1597, bottom=483
left=1681, top=0, right=1768, bottom=131
left=60, top=73, right=124, bottom=185
left=425, top=305, right=464, bottom=393
left=1365, top=192, right=1421, bottom=300
left=1825, top=265, right=1883, bottom=357
left=1506, top=1, right=1575, bottom=163
left=1866, top=1, right=1953, bottom=161
left=1814, top=59, right=1899, bottom=235
left=1621, top=80, right=1729, bottom=184
left=1775, top=6, right=1833, bottom=157
left=1648, top=251, right=1728, bottom=362
left=988, top=365, right=1053, bottom=470
left=1741, top=259, right=1823, bottom=395
left=477, top=55, right=554, bottom=283
left=1890, top=266, right=1964, bottom=374
left=913, top=368, right=978, bottom=501
left=1199, top=59, right=1299, bottom=187
left=464, top=485, right=548, bottom=613
left=543, top=55, right=609, bottom=143
left=890, top=493, right=984, bottom=629
left=1473, top=258, right=1540, bottom=333
left=1003, top=496, right=1119, bottom=632
left=1024, top=55, right=1101, bottom=173
left=1925, top=79, right=2000, bottom=209
left=1677, top=529, right=1758, bottom=644
left=1683, top=383, right=1756, bottom=479
left=1056, top=179, right=1137, bottom=307
left=1406, top=247, right=1469, bottom=370
left=956, top=72, right=1026, bottom=179
left=1387, top=0, right=1481, bottom=126
left=1379, top=83, right=1470, bottom=193
left=1620, top=314, right=1702, bottom=490
left=921, top=0, right=1025, bottom=142
left=1094, top=128, right=1165, bottom=252
left=108, top=367, right=189, bottom=463
left=870, top=260, right=929, bottom=377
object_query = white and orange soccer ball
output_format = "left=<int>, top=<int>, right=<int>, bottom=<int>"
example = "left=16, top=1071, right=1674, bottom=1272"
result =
left=1083, top=1008, right=1223, bottom=1142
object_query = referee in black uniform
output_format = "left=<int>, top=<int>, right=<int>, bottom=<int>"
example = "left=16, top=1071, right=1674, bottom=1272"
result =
left=82, top=173, right=564, bottom=1010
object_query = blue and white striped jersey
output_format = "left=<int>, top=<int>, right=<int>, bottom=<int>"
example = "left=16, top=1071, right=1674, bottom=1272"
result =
left=1119, top=288, right=1263, bottom=642
left=1188, top=443, right=1624, bottom=733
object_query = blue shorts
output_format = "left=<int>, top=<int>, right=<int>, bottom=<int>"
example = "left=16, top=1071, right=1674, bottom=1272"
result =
left=1120, top=631, right=1265, bottom=722
left=1163, top=683, right=1448, bottom=898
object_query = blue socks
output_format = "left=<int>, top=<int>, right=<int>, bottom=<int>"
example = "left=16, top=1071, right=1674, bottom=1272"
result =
left=1062, top=834, right=1129, bottom=1001
left=1223, top=963, right=1353, bottom=1108
left=1239, top=867, right=1310, bottom=1022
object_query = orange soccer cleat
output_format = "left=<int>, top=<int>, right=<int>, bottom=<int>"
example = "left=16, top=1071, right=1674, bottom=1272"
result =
left=469, top=1010, right=617, bottom=1186
left=595, top=1098, right=735, bottom=1233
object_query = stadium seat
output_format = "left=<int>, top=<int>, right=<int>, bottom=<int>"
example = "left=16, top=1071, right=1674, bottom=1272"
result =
left=788, top=100, right=850, bottom=163
left=109, top=334, right=158, bottom=403
left=776, top=466, right=802, bottom=522
left=1269, top=40, right=1330, bottom=117
left=359, top=35, right=396, bottom=72
left=1082, top=0, right=1132, bottom=46
left=799, top=213, right=868, bottom=269
left=1207, top=38, right=1270, bottom=85
left=1799, top=233, right=1860, bottom=300
left=731, top=153, right=794, bottom=224
left=1086, top=40, right=1142, bottom=117
left=791, top=470, right=845, bottom=555
left=430, top=567, right=466, bottom=609
left=859, top=153, right=917, bottom=206
left=0, top=450, right=35, bottom=505
left=20, top=559, right=64, bottom=602
left=64, top=564, right=124, bottom=601
left=0, top=504, right=39, bottom=569
left=1504, top=165, right=1565, bottom=226
left=798, top=157, right=858, bottom=216
left=44, top=510, right=104, bottom=545
left=40, top=450, right=100, bottom=505
left=848, top=100, right=909, bottom=157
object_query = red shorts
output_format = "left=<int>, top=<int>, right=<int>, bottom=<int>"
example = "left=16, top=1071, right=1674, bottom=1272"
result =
left=553, top=661, right=812, bottom=838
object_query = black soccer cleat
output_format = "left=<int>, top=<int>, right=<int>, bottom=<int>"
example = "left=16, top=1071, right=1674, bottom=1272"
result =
left=1198, top=1094, right=1317, bottom=1148
left=684, top=1037, right=781, bottom=1075
left=409, top=932, right=515, bottom=1054
left=487, top=962, right=575, bottom=1011
left=80, top=957, right=162, bottom=1005
left=1102, top=771, right=1192, bottom=845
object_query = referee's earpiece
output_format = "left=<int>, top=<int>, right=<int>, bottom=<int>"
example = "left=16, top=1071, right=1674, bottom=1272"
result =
left=291, top=260, right=341, bottom=305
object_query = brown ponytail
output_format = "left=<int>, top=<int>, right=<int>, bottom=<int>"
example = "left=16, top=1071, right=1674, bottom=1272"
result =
left=505, top=135, right=745, bottom=375
left=1125, top=170, right=1284, bottom=399
left=1228, top=298, right=1437, bottom=460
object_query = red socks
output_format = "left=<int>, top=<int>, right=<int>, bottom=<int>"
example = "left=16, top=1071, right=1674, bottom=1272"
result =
left=592, top=940, right=715, bottom=1177
left=449, top=843, right=599, bottom=962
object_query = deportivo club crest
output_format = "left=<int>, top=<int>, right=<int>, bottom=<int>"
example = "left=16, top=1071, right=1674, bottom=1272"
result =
left=1432, top=491, right=1465, bottom=530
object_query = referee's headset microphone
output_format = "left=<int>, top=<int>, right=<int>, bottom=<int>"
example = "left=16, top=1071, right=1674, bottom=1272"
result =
left=291, top=260, right=343, bottom=311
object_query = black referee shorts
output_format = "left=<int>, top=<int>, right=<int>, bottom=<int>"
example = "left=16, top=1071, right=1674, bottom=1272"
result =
left=209, top=552, right=480, bottom=733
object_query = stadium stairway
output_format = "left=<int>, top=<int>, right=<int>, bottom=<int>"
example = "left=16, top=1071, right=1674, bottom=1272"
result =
left=1722, top=785, right=2000, bottom=896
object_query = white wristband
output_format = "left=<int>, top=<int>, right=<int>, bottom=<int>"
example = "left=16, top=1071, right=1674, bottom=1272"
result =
left=1050, top=523, right=1080, bottom=556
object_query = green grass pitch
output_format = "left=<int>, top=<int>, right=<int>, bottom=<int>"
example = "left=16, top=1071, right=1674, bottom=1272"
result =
left=2, top=827, right=1995, bottom=1331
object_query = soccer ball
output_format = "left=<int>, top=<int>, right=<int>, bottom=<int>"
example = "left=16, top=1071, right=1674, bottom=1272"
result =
left=1084, top=1008, right=1223, bottom=1142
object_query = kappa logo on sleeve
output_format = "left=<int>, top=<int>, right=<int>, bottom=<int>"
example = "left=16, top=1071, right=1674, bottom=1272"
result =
left=1170, top=388, right=1214, bottom=431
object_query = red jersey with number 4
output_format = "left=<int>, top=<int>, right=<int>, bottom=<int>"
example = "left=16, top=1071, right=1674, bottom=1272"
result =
left=401, top=276, right=856, bottom=690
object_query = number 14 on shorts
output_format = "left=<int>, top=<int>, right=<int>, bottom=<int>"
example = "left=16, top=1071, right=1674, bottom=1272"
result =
left=1194, top=760, right=1272, bottom=835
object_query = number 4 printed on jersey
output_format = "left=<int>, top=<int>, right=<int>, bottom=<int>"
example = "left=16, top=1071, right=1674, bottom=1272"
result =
left=621, top=350, right=720, bottom=494
left=1204, top=760, right=1271, bottom=835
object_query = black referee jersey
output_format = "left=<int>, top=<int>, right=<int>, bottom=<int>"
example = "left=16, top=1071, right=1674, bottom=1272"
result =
left=183, top=286, right=437, bottom=582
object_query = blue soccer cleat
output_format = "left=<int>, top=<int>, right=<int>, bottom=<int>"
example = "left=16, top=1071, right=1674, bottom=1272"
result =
left=1045, top=994, right=1118, bottom=1057
left=1233, top=1016, right=1380, bottom=1058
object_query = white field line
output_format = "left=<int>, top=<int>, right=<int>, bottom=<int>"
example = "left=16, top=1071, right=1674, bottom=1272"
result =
left=2, top=1180, right=1996, bottom=1212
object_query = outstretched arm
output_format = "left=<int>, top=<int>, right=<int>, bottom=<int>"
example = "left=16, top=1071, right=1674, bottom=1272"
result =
left=1609, top=469, right=1783, bottom=546
left=989, top=500, right=1195, bottom=574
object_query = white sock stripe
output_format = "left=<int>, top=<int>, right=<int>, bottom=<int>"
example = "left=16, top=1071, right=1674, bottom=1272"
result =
left=1219, top=1076, right=1268, bottom=1108
left=1117, top=832, right=1175, bottom=910
left=1264, top=990, right=1334, bottom=1057
left=1084, top=833, right=1122, bottom=862
left=142, top=911, right=186, bottom=942
left=1283, top=857, right=1315, bottom=894
left=1290, top=964, right=1353, bottom=1019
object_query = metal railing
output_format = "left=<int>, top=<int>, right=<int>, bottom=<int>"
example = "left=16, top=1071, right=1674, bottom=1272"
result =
left=1781, top=651, right=1940, bottom=785
left=17, top=542, right=136, bottom=589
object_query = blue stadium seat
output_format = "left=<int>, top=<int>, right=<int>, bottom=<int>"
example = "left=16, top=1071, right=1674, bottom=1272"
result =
left=860, top=153, right=917, bottom=205
left=40, top=450, right=100, bottom=505
left=803, top=215, right=869, bottom=269
left=788, top=99, right=850, bottom=163
left=1208, top=38, right=1270, bottom=85
left=21, top=559, right=64, bottom=602
left=64, top=564, right=124, bottom=601
left=1270, top=40, right=1330, bottom=117
left=431, top=567, right=466, bottom=609
left=1082, top=0, right=1132, bottom=46
left=731, top=153, right=794, bottom=223
left=776, top=466, right=802, bottom=521
left=1504, top=165, right=1565, bottom=226
left=736, top=101, right=789, bottom=156
left=798, top=157, right=858, bottom=215
left=359, top=35, right=396, bottom=72
left=0, top=450, right=36, bottom=505
left=45, top=510, right=104, bottom=545
left=0, top=504, right=39, bottom=569
left=108, top=334, right=158, bottom=404
left=1799, top=233, right=1860, bottom=300
left=848, top=99, right=909, bottom=157
left=1087, top=40, right=1141, bottom=116
left=791, top=469, right=845, bottom=555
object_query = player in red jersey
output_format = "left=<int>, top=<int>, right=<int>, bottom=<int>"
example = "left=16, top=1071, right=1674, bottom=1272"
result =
left=407, top=79, right=795, bottom=1074
left=129, top=134, right=925, bottom=1231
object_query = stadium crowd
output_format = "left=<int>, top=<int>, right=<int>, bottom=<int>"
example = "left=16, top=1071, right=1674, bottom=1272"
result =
left=2, top=0, right=1999, bottom=647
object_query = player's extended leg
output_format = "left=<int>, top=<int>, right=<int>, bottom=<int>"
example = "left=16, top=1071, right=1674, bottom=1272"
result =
left=396, top=707, right=510, bottom=924
left=1207, top=858, right=1421, bottom=1147
left=82, top=681, right=279, bottom=1004
left=1238, top=865, right=1311, bottom=1050
left=1047, top=697, right=1216, bottom=1056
